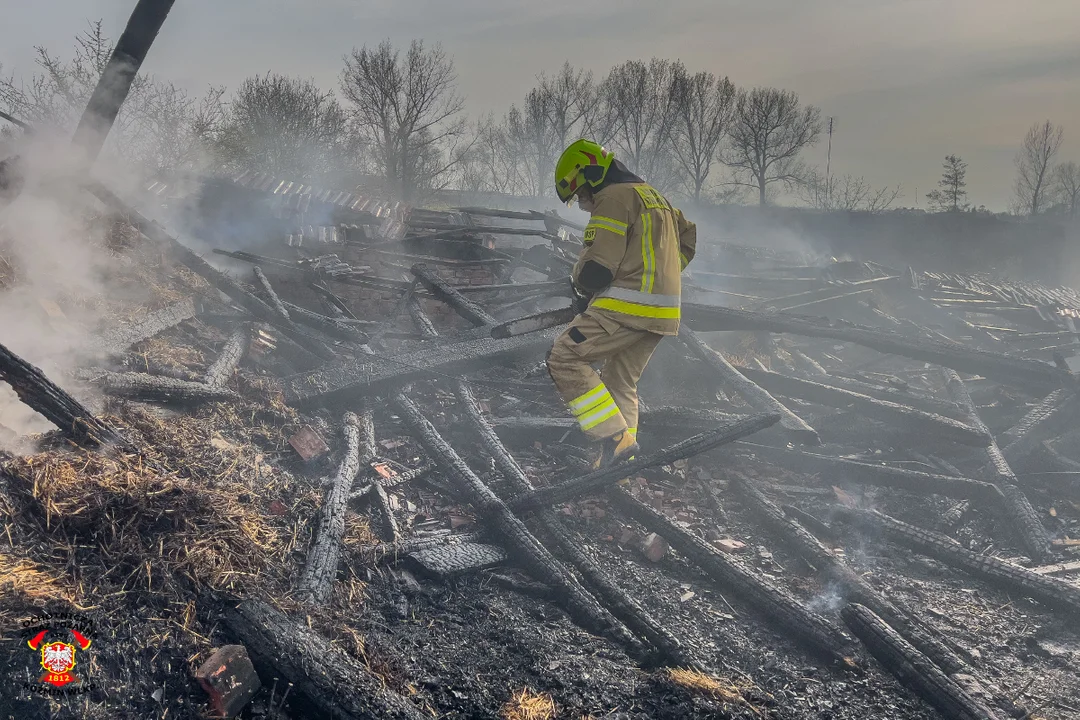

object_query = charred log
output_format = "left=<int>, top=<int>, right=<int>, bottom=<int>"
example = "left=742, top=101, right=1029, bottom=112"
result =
left=794, top=370, right=967, bottom=420
left=361, top=532, right=483, bottom=566
left=284, top=329, right=560, bottom=408
left=679, top=328, right=819, bottom=444
left=369, top=481, right=401, bottom=544
left=202, top=327, right=249, bottom=388
left=455, top=381, right=694, bottom=667
left=943, top=370, right=1054, bottom=561
left=225, top=598, right=426, bottom=720
left=682, top=302, right=1074, bottom=394
left=841, top=604, right=1002, bottom=720
left=297, top=410, right=374, bottom=603
left=411, top=263, right=496, bottom=326
left=408, top=541, right=507, bottom=579
left=996, top=390, right=1080, bottom=469
left=606, top=485, right=857, bottom=665
left=71, top=0, right=177, bottom=163
left=101, top=371, right=237, bottom=405
left=509, top=413, right=781, bottom=512
left=392, top=392, right=644, bottom=656
left=407, top=297, right=439, bottom=337
left=95, top=298, right=196, bottom=358
left=733, top=443, right=1003, bottom=503
left=280, top=303, right=371, bottom=344
left=838, top=509, right=1080, bottom=619
left=0, top=340, right=125, bottom=447
left=252, top=266, right=290, bottom=320
left=737, top=366, right=991, bottom=447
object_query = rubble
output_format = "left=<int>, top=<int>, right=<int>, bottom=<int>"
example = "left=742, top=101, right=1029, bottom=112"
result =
left=2, top=128, right=1080, bottom=718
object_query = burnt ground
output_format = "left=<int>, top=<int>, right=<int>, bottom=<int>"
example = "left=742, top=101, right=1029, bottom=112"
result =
left=1, top=206, right=1080, bottom=720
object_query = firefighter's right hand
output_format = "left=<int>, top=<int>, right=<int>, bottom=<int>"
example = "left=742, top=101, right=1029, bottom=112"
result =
left=568, top=277, right=590, bottom=314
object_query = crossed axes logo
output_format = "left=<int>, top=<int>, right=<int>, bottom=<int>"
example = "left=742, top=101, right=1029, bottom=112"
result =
left=27, top=627, right=92, bottom=689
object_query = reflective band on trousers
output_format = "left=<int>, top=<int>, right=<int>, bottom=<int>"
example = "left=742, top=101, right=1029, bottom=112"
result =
left=592, top=286, right=681, bottom=319
left=568, top=383, right=620, bottom=431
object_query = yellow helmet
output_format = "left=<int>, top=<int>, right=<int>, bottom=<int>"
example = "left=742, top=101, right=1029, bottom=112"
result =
left=554, top=139, right=615, bottom=203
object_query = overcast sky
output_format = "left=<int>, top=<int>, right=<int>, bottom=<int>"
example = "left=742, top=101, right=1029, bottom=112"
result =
left=3, top=0, right=1078, bottom=210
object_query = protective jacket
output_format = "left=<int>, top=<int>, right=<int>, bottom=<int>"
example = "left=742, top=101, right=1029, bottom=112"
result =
left=572, top=182, right=696, bottom=335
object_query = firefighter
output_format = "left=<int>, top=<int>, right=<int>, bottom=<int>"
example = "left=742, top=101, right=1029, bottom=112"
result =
left=547, top=139, right=696, bottom=468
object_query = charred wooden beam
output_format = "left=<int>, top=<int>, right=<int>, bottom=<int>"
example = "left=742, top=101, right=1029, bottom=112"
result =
left=838, top=509, right=1080, bottom=618
left=411, top=263, right=497, bottom=326
left=309, top=282, right=356, bottom=319
left=733, top=443, right=1003, bottom=502
left=606, top=485, right=856, bottom=665
left=202, top=327, right=249, bottom=388
left=509, top=413, right=781, bottom=512
left=101, top=371, right=237, bottom=405
left=71, top=0, right=177, bottom=164
left=284, top=329, right=560, bottom=408
left=732, top=477, right=970, bottom=677
left=679, top=329, right=819, bottom=444
left=841, top=604, right=1002, bottom=720
left=0, top=340, right=125, bottom=447
left=943, top=370, right=1054, bottom=561
left=408, top=541, right=507, bottom=578
left=407, top=297, right=439, bottom=338
left=280, top=303, right=371, bottom=344
left=455, top=381, right=694, bottom=667
left=252, top=266, right=290, bottom=320
left=996, top=390, right=1080, bottom=469
left=370, top=278, right=420, bottom=348
left=85, top=181, right=337, bottom=361
left=809, top=372, right=967, bottom=420
left=738, top=366, right=991, bottom=447
left=298, top=410, right=375, bottom=604
left=94, top=298, right=196, bottom=358
left=225, top=598, right=426, bottom=720
left=392, top=392, right=644, bottom=656
left=682, top=302, right=1075, bottom=394
left=360, top=532, right=483, bottom=566
left=369, top=482, right=401, bottom=544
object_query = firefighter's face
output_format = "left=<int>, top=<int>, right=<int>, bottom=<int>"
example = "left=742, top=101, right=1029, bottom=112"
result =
left=575, top=188, right=596, bottom=212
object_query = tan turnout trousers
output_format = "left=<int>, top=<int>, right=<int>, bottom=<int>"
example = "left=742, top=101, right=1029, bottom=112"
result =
left=546, top=310, right=663, bottom=441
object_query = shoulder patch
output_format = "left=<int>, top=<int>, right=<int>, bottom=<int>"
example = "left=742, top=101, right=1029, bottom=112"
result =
left=634, top=184, right=671, bottom=210
left=583, top=228, right=596, bottom=244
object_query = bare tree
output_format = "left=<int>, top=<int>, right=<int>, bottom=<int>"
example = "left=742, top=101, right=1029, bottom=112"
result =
left=217, top=74, right=346, bottom=181
left=505, top=89, right=557, bottom=197
left=1013, top=120, right=1064, bottom=216
left=1, top=21, right=221, bottom=175
left=668, top=66, right=736, bottom=201
left=1054, top=161, right=1080, bottom=217
left=925, top=154, right=968, bottom=212
left=720, top=87, right=821, bottom=205
left=599, top=59, right=677, bottom=189
left=340, top=39, right=465, bottom=201
left=799, top=169, right=901, bottom=212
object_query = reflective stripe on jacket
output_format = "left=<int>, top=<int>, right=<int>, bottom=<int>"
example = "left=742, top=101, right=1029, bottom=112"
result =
left=573, top=182, right=696, bottom=335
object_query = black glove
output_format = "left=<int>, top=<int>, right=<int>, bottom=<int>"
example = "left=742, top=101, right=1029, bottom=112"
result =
left=569, top=277, right=591, bottom=314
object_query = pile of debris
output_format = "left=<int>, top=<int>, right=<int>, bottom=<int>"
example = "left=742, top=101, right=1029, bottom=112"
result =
left=2, top=165, right=1080, bottom=720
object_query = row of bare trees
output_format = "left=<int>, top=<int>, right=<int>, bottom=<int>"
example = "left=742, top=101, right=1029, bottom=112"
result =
left=1013, top=121, right=1078, bottom=217
left=459, top=60, right=837, bottom=206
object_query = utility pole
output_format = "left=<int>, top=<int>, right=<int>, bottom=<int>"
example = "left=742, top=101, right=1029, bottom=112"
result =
left=825, top=117, right=835, bottom=206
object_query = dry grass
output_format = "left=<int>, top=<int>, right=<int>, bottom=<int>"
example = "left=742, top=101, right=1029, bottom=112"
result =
left=665, top=668, right=766, bottom=717
left=0, top=553, right=73, bottom=603
left=500, top=688, right=557, bottom=720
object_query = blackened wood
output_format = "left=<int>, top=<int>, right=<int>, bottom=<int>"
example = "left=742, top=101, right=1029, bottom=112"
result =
left=682, top=302, right=1075, bottom=394
left=839, top=509, right=1080, bottom=618
left=804, top=371, right=967, bottom=420
left=606, top=486, right=856, bottom=665
left=95, top=298, right=196, bottom=357
left=283, top=329, right=559, bottom=408
left=411, top=263, right=496, bottom=326
left=101, top=371, right=236, bottom=405
left=225, top=598, right=426, bottom=720
left=71, top=0, right=177, bottom=163
left=202, top=327, right=249, bottom=388
left=679, top=328, right=819, bottom=444
left=732, top=476, right=970, bottom=676
left=369, top=481, right=401, bottom=544
left=407, top=297, right=439, bottom=337
left=996, top=390, right=1080, bottom=468
left=280, top=303, right=371, bottom=344
left=509, top=413, right=781, bottom=512
left=841, top=604, right=1002, bottom=720
left=392, top=392, right=644, bottom=656
left=0, top=340, right=125, bottom=447
left=85, top=181, right=337, bottom=361
left=252, top=267, right=290, bottom=320
left=298, top=410, right=374, bottom=604
left=408, top=542, right=507, bottom=578
left=735, top=442, right=1003, bottom=503
left=738, top=365, right=991, bottom=447
left=943, top=370, right=1054, bottom=561
left=455, top=381, right=694, bottom=667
